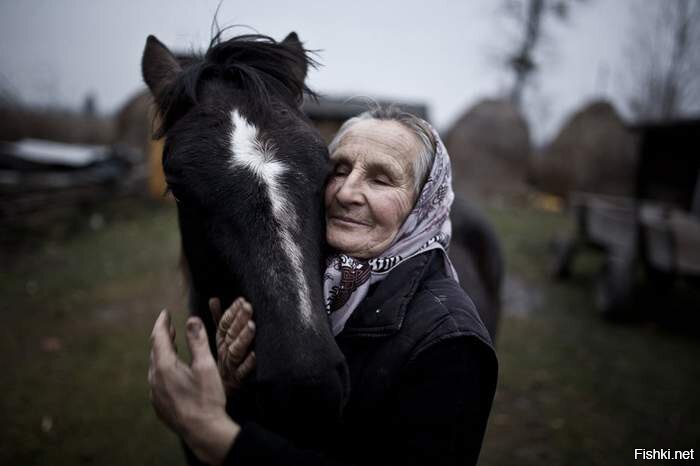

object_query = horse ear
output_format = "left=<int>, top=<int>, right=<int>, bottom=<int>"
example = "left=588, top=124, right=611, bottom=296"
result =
left=281, top=31, right=308, bottom=84
left=142, top=35, right=182, bottom=107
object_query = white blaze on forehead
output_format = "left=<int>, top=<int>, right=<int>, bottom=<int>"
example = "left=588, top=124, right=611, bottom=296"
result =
left=230, top=110, right=285, bottom=184
left=228, top=109, right=312, bottom=325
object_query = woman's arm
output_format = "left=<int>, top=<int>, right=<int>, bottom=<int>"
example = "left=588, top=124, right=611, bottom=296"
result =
left=149, top=310, right=496, bottom=466
left=223, top=336, right=497, bottom=466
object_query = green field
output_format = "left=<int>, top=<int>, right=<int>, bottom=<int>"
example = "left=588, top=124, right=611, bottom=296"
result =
left=1, top=200, right=698, bottom=465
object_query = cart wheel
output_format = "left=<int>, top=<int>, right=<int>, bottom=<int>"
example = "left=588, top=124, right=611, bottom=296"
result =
left=595, top=256, right=634, bottom=319
left=549, top=236, right=577, bottom=280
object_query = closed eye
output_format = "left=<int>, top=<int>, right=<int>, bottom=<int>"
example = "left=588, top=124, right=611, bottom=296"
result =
left=332, top=164, right=350, bottom=177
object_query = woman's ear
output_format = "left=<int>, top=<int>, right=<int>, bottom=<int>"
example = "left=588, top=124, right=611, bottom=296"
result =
left=142, top=35, right=182, bottom=109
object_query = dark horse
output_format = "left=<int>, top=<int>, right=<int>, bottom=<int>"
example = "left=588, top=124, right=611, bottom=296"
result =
left=449, top=197, right=503, bottom=341
left=141, top=32, right=349, bottom=446
left=141, top=29, right=503, bottom=458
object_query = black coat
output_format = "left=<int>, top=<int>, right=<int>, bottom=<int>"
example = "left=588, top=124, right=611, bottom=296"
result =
left=225, top=249, right=498, bottom=466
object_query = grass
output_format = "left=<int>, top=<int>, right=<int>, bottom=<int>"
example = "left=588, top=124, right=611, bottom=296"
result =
left=0, top=201, right=189, bottom=466
left=481, top=206, right=700, bottom=465
left=1, top=199, right=698, bottom=465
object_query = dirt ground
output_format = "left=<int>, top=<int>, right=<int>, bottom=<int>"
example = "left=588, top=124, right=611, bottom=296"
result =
left=1, top=199, right=698, bottom=465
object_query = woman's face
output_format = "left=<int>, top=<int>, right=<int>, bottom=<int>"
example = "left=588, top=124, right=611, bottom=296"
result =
left=325, top=119, right=420, bottom=258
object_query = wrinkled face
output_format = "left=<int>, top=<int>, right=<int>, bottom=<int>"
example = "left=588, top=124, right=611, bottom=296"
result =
left=324, top=119, right=420, bottom=258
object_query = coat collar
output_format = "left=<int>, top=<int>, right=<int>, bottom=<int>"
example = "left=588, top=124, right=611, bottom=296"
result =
left=337, top=250, right=440, bottom=338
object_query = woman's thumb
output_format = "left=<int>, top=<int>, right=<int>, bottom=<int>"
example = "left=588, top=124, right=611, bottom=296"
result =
left=185, top=317, right=214, bottom=365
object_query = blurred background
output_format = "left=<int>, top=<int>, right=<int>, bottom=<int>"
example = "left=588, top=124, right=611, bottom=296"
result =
left=1, top=0, right=699, bottom=464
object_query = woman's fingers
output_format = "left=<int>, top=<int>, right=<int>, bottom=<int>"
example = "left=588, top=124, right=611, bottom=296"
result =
left=227, top=320, right=256, bottom=365
left=213, top=298, right=256, bottom=394
left=186, top=317, right=217, bottom=373
left=209, top=297, right=223, bottom=326
left=235, top=351, right=256, bottom=381
left=221, top=349, right=256, bottom=395
left=224, top=299, right=253, bottom=344
left=168, top=322, right=177, bottom=354
left=216, top=298, right=244, bottom=351
left=151, top=309, right=176, bottom=365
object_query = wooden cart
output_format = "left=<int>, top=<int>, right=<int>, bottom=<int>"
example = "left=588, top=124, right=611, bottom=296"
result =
left=552, top=119, right=700, bottom=317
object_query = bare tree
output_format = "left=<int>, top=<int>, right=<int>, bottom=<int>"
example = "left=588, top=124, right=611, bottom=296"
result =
left=503, top=0, right=587, bottom=108
left=624, top=0, right=700, bottom=121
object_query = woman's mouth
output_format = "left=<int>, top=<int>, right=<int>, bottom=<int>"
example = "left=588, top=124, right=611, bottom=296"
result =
left=330, top=215, right=369, bottom=227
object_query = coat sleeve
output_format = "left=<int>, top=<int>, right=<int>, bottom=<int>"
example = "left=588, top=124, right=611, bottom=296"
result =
left=223, top=336, right=497, bottom=466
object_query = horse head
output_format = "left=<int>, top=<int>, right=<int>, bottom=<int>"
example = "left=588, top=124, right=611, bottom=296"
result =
left=141, top=32, right=348, bottom=438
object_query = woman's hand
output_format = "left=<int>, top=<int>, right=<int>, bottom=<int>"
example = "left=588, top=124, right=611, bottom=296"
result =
left=148, top=310, right=239, bottom=466
left=209, top=297, right=257, bottom=396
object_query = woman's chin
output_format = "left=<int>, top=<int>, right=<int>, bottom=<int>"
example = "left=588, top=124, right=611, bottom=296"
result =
left=327, top=228, right=367, bottom=256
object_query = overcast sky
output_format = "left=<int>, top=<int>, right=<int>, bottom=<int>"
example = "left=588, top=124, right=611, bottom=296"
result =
left=0, top=0, right=645, bottom=143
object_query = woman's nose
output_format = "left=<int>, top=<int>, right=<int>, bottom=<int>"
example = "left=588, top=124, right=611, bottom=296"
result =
left=334, top=172, right=364, bottom=206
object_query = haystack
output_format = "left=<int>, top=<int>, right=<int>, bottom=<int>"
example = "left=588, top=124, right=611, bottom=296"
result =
left=533, top=100, right=638, bottom=197
left=444, top=98, right=532, bottom=198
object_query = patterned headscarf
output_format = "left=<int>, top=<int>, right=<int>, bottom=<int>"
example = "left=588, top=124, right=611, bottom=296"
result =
left=323, top=121, right=458, bottom=336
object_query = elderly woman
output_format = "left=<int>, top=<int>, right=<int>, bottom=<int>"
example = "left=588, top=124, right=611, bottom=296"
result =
left=149, top=108, right=497, bottom=466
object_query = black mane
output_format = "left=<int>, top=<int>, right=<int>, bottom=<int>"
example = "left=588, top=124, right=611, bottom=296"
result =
left=154, top=33, right=318, bottom=138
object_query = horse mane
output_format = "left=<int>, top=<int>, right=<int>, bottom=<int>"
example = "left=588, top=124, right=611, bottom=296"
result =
left=154, top=33, right=319, bottom=138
